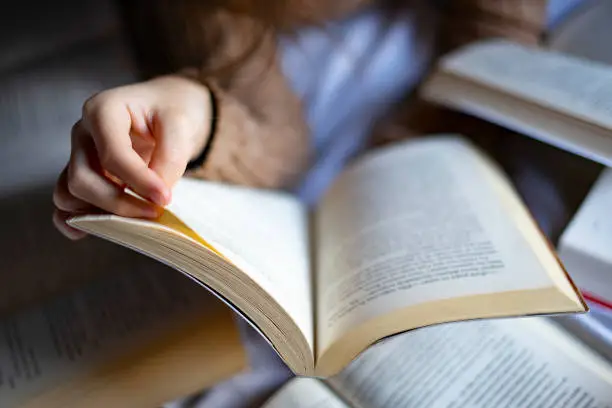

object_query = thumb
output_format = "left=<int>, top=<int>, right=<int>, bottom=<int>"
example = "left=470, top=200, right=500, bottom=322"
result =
left=148, top=111, right=195, bottom=191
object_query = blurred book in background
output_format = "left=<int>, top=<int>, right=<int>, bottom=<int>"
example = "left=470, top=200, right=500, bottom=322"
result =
left=559, top=168, right=612, bottom=307
left=422, top=39, right=612, bottom=166
left=0, top=267, right=246, bottom=408
left=262, top=317, right=612, bottom=407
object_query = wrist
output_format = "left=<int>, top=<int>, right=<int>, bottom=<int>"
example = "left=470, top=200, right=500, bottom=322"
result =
left=187, top=80, right=218, bottom=168
left=159, top=73, right=214, bottom=161
left=153, top=72, right=217, bottom=168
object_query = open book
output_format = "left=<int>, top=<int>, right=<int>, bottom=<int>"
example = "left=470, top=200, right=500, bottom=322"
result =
left=262, top=317, right=612, bottom=408
left=69, top=136, right=586, bottom=376
left=559, top=168, right=612, bottom=306
left=0, top=267, right=246, bottom=408
left=421, top=40, right=612, bottom=166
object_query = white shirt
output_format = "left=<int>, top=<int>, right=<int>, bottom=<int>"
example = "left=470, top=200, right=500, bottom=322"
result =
left=280, top=7, right=434, bottom=204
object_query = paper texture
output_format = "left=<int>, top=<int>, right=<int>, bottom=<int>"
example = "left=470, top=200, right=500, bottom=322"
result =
left=315, top=138, right=556, bottom=351
left=333, top=318, right=612, bottom=407
left=0, top=268, right=214, bottom=407
left=443, top=41, right=612, bottom=130
left=168, top=178, right=314, bottom=350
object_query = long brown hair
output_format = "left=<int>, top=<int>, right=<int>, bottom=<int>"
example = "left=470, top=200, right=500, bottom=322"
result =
left=120, top=0, right=423, bottom=79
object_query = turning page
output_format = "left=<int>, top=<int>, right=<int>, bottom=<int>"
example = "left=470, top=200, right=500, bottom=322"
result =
left=331, top=317, right=612, bottom=408
left=167, top=179, right=314, bottom=348
left=70, top=177, right=316, bottom=373
left=314, top=136, right=583, bottom=372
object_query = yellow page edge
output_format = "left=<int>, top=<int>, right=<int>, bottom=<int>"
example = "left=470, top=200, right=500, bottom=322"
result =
left=156, top=209, right=226, bottom=259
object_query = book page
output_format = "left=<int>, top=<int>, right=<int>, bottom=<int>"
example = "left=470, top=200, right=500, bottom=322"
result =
left=332, top=318, right=612, bottom=408
left=439, top=40, right=612, bottom=131
left=559, top=168, right=612, bottom=301
left=315, top=137, right=576, bottom=354
left=167, top=178, right=314, bottom=351
left=263, top=378, right=349, bottom=408
left=0, top=267, right=235, bottom=408
left=560, top=168, right=612, bottom=264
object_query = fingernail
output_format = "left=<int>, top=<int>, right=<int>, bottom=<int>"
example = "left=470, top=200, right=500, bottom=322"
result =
left=143, top=206, right=162, bottom=218
left=162, top=188, right=172, bottom=204
left=67, top=230, right=87, bottom=241
left=151, top=190, right=168, bottom=206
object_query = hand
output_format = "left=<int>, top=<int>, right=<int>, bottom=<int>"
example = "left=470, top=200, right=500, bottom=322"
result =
left=53, top=75, right=212, bottom=239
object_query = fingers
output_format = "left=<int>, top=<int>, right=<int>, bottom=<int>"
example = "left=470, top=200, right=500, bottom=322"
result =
left=53, top=163, right=89, bottom=240
left=53, top=167, right=91, bottom=213
left=54, top=78, right=208, bottom=240
left=82, top=96, right=170, bottom=205
left=66, top=125, right=162, bottom=218
left=53, top=122, right=163, bottom=239
left=53, top=210, right=87, bottom=240
left=148, top=110, right=195, bottom=187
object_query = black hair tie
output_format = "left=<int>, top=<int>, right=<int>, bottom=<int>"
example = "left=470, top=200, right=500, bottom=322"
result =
left=187, top=86, right=218, bottom=170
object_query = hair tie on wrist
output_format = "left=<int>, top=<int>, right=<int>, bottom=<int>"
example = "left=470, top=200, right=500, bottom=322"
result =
left=187, top=86, right=218, bottom=170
